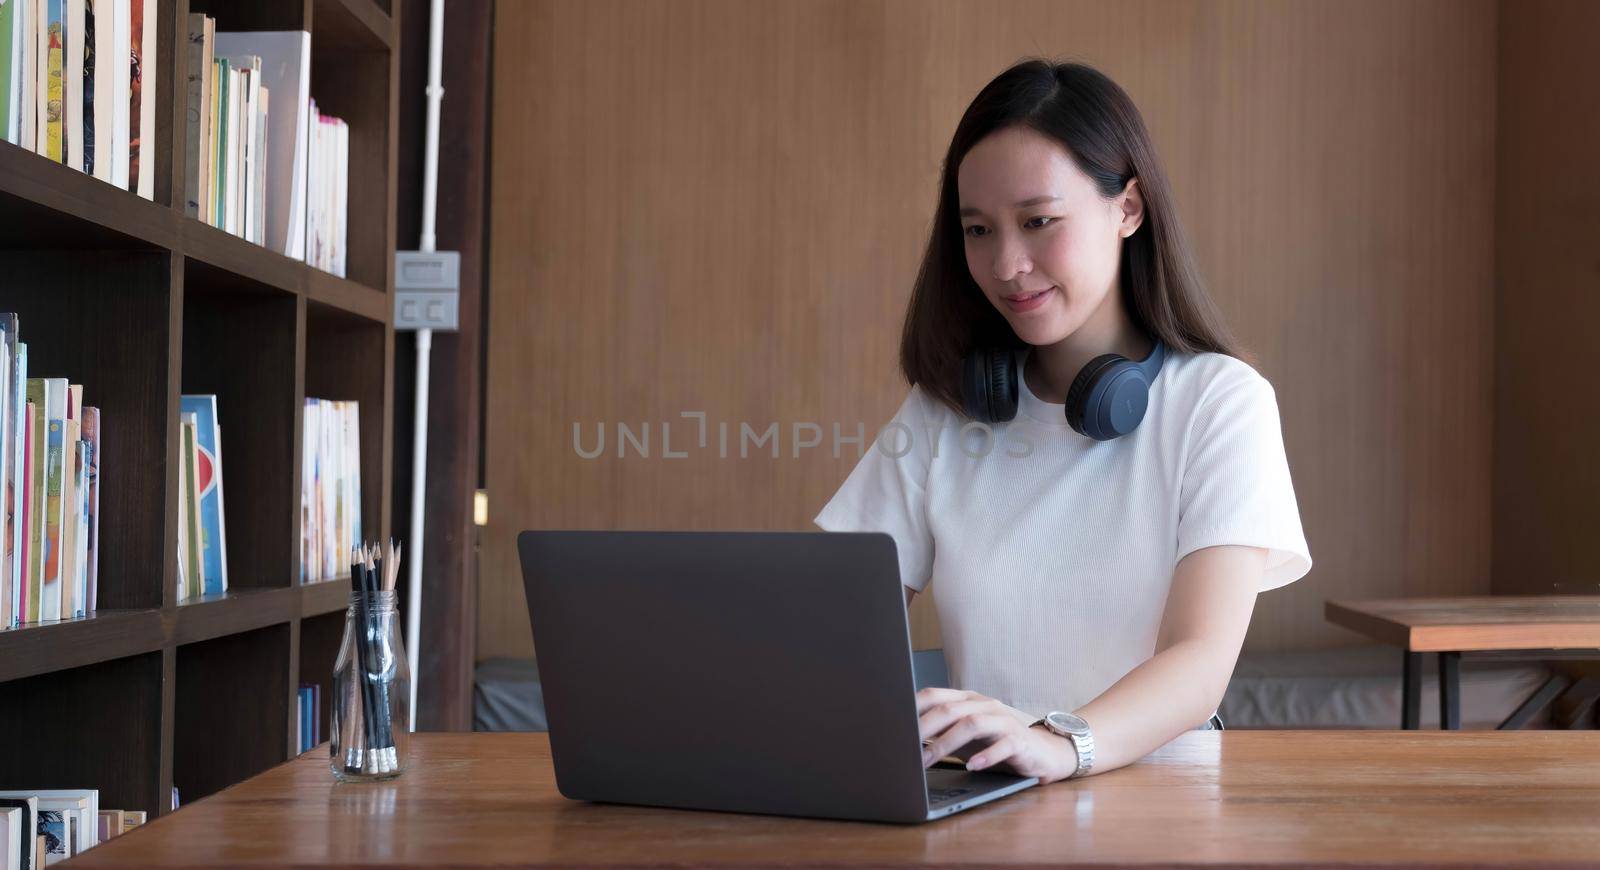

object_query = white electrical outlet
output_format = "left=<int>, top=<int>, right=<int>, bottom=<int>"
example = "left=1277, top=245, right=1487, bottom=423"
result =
left=396, top=291, right=459, bottom=330
left=395, top=250, right=461, bottom=331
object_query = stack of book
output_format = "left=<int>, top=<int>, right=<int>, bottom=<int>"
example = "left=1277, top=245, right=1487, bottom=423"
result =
left=175, top=395, right=228, bottom=603
left=0, top=0, right=159, bottom=200
left=305, top=98, right=349, bottom=277
left=297, top=682, right=323, bottom=754
left=0, top=315, right=103, bottom=630
left=183, top=18, right=350, bottom=277
left=0, top=789, right=146, bottom=868
left=300, top=398, right=360, bottom=583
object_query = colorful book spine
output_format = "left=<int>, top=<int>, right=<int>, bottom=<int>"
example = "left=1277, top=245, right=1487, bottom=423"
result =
left=82, top=405, right=99, bottom=612
left=24, top=380, right=45, bottom=623
left=81, top=0, right=95, bottom=175
left=127, top=0, right=142, bottom=189
left=58, top=384, right=79, bottom=620
left=19, top=398, right=34, bottom=625
left=9, top=342, right=24, bottom=626
left=41, top=383, right=65, bottom=622
left=0, top=336, right=7, bottom=629
left=183, top=13, right=206, bottom=218
left=43, top=0, right=63, bottom=162
left=180, top=395, right=226, bottom=595
left=0, top=318, right=15, bottom=628
left=0, top=0, right=13, bottom=144
left=70, top=438, right=87, bottom=617
left=181, top=413, right=203, bottom=600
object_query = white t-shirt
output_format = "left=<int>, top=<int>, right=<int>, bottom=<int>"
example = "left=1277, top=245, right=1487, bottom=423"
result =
left=812, top=347, right=1312, bottom=718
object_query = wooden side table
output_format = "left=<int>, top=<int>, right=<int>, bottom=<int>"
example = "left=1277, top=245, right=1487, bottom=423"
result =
left=1324, top=596, right=1600, bottom=729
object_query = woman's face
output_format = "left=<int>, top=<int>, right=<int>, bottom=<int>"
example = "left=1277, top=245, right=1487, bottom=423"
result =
left=956, top=125, right=1142, bottom=347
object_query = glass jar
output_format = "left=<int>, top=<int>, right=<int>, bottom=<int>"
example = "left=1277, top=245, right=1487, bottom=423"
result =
left=330, top=589, right=411, bottom=781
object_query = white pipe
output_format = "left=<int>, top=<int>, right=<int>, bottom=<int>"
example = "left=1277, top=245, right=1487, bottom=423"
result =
left=406, top=327, right=432, bottom=729
left=419, top=0, right=445, bottom=255
left=406, top=0, right=446, bottom=731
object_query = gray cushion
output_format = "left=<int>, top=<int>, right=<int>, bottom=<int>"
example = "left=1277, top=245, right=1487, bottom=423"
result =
left=1218, top=644, right=1554, bottom=729
left=472, top=644, right=1557, bottom=732
left=473, top=657, right=547, bottom=732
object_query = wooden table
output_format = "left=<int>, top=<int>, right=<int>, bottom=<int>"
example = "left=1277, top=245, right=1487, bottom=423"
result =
left=1325, top=595, right=1600, bottom=730
left=68, top=731, right=1600, bottom=868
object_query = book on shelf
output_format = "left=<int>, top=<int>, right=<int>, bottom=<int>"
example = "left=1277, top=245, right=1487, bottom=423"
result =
left=88, top=0, right=112, bottom=181
left=130, top=0, right=153, bottom=198
left=306, top=98, right=349, bottom=277
left=57, top=383, right=77, bottom=620
left=0, top=790, right=94, bottom=865
left=0, top=805, right=20, bottom=870
left=0, top=324, right=8, bottom=632
left=80, top=405, right=98, bottom=611
left=184, top=21, right=347, bottom=274
left=0, top=798, right=36, bottom=870
left=2, top=320, right=20, bottom=627
left=39, top=0, right=60, bottom=163
left=0, top=317, right=101, bottom=629
left=297, top=682, right=322, bottom=753
left=33, top=377, right=63, bottom=622
left=0, top=0, right=156, bottom=198
left=301, top=398, right=360, bottom=583
left=212, top=29, right=310, bottom=259
left=0, top=790, right=144, bottom=867
left=178, top=411, right=203, bottom=601
left=0, top=0, right=21, bottom=144
left=92, top=810, right=118, bottom=847
left=179, top=394, right=228, bottom=596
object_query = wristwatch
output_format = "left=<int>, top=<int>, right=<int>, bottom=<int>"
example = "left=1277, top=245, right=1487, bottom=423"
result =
left=1031, top=711, right=1095, bottom=779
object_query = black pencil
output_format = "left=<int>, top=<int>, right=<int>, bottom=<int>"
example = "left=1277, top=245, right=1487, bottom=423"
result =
left=361, top=547, right=388, bottom=768
left=353, top=546, right=383, bottom=770
left=346, top=549, right=370, bottom=772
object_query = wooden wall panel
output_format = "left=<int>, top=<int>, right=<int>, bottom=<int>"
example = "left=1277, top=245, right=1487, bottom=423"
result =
left=482, top=0, right=1498, bottom=660
left=1493, top=0, right=1600, bottom=598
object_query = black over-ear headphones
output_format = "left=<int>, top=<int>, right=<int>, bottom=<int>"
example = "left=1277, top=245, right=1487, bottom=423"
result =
left=960, top=338, right=1167, bottom=440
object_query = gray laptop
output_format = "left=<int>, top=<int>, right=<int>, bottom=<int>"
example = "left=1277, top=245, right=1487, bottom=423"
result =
left=516, top=529, right=1039, bottom=824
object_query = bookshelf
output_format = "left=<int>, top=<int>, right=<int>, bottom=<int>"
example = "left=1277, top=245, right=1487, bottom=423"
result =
left=0, top=0, right=398, bottom=820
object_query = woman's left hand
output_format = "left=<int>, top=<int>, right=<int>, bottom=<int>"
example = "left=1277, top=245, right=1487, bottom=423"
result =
left=916, top=687, right=1074, bottom=783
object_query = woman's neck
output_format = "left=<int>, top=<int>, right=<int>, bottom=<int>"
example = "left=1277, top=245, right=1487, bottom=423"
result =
left=1025, top=298, right=1153, bottom=404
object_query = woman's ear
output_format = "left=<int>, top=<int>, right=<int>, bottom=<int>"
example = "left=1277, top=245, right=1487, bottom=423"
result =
left=1117, top=178, right=1144, bottom=238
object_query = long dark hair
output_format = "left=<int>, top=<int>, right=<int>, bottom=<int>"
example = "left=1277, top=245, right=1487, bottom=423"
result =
left=900, top=59, right=1252, bottom=418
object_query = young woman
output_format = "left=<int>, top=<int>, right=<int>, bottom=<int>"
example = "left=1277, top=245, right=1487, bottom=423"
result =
left=814, top=60, right=1311, bottom=785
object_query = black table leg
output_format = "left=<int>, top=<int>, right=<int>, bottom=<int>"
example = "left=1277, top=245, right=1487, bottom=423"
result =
left=1439, top=651, right=1461, bottom=730
left=1402, top=650, right=1422, bottom=729
left=1499, top=674, right=1571, bottom=730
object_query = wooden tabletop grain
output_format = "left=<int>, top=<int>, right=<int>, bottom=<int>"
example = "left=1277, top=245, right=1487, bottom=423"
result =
left=1325, top=594, right=1600, bottom=652
left=65, top=731, right=1600, bottom=868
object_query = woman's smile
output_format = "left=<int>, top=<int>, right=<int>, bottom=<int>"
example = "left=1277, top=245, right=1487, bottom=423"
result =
left=1002, top=286, right=1057, bottom=313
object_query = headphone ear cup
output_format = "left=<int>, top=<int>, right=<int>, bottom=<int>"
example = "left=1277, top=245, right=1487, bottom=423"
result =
left=1065, top=353, right=1126, bottom=436
left=986, top=349, right=1018, bottom=423
left=960, top=347, right=1019, bottom=423
left=1093, top=367, right=1151, bottom=439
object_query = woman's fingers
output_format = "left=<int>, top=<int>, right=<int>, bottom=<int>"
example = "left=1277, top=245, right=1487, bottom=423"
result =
left=914, top=686, right=971, bottom=714
left=918, top=697, right=1010, bottom=742
left=921, top=712, right=1010, bottom=768
left=966, top=734, right=1022, bottom=772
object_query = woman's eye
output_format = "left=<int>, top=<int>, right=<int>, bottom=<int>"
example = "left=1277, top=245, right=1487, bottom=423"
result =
left=962, top=218, right=1054, bottom=238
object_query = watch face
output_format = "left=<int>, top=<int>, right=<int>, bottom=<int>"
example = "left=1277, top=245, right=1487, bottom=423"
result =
left=1047, top=711, right=1089, bottom=735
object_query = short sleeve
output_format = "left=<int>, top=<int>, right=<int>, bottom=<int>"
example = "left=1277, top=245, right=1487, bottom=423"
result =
left=1175, top=371, right=1312, bottom=592
left=812, top=385, right=937, bottom=592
